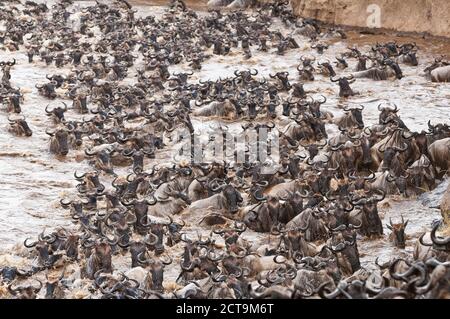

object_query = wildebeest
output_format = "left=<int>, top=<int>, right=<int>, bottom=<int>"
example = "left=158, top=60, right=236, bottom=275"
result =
left=387, top=216, right=408, bottom=249
left=8, top=279, right=43, bottom=299
left=23, top=232, right=62, bottom=268
left=82, top=240, right=116, bottom=279
left=353, top=60, right=403, bottom=80
left=350, top=190, right=386, bottom=237
left=429, top=65, right=450, bottom=83
left=1, top=91, right=23, bottom=113
left=46, top=127, right=70, bottom=156
left=428, top=137, right=450, bottom=174
left=297, top=65, right=315, bottom=82
left=371, top=171, right=407, bottom=196
left=317, top=60, right=336, bottom=77
left=142, top=256, right=173, bottom=292
left=45, top=102, right=68, bottom=123
left=398, top=50, right=418, bottom=66
left=8, top=115, right=32, bottom=136
left=330, top=76, right=357, bottom=97
left=406, top=154, right=436, bottom=194
left=188, top=182, right=243, bottom=215
left=36, top=81, right=57, bottom=99
left=334, top=105, right=365, bottom=130
left=193, top=98, right=237, bottom=119
left=3, top=0, right=450, bottom=300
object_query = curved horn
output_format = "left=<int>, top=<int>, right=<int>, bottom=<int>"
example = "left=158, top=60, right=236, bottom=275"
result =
left=24, top=238, right=38, bottom=248
left=430, top=222, right=450, bottom=246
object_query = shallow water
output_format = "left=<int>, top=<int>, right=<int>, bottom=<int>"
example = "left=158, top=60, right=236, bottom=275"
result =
left=0, top=0, right=449, bottom=290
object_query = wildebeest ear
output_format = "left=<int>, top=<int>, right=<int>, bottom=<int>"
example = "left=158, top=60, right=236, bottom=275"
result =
left=386, top=224, right=393, bottom=230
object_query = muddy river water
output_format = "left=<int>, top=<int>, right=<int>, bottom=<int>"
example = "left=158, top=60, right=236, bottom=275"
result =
left=0, top=0, right=449, bottom=293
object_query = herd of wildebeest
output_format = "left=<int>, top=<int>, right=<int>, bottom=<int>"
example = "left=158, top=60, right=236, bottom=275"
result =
left=0, top=0, right=449, bottom=299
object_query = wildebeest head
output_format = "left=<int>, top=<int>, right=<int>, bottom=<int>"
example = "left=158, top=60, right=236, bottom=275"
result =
left=275, top=222, right=311, bottom=256
left=318, top=60, right=336, bottom=76
left=351, top=190, right=385, bottom=237
left=378, top=103, right=399, bottom=125
left=222, top=184, right=243, bottom=213
left=348, top=170, right=375, bottom=191
left=427, top=120, right=450, bottom=141
left=123, top=149, right=153, bottom=174
left=300, top=55, right=316, bottom=68
left=307, top=95, right=327, bottom=118
left=67, top=89, right=89, bottom=114
left=247, top=101, right=258, bottom=120
left=331, top=141, right=359, bottom=172
left=297, top=65, right=315, bottom=81
left=24, top=232, right=59, bottom=267
left=6, top=93, right=22, bottom=113
left=74, top=171, right=106, bottom=194
left=46, top=128, right=69, bottom=156
left=311, top=42, right=329, bottom=54
left=392, top=174, right=408, bottom=196
left=385, top=42, right=399, bottom=56
left=413, top=131, right=429, bottom=156
left=328, top=230, right=360, bottom=274
left=85, top=148, right=115, bottom=175
left=343, top=104, right=364, bottom=129
left=66, top=122, right=85, bottom=147
left=380, top=144, right=407, bottom=171
left=8, top=115, right=32, bottom=137
left=89, top=241, right=114, bottom=276
left=408, top=155, right=434, bottom=193
left=166, top=216, right=185, bottom=246
left=303, top=139, right=327, bottom=161
left=126, top=241, right=147, bottom=268
left=63, top=234, right=79, bottom=260
left=279, top=191, right=303, bottom=224
left=147, top=222, right=167, bottom=255
left=404, top=51, right=418, bottom=66
left=213, top=222, right=247, bottom=246
left=143, top=256, right=172, bottom=292
left=330, top=76, right=356, bottom=97
left=71, top=50, right=83, bottom=65
left=269, top=71, right=291, bottom=90
left=121, top=196, right=157, bottom=235
left=45, top=102, right=67, bottom=123
left=308, top=115, right=328, bottom=140
left=291, top=82, right=306, bottom=98
left=46, top=74, right=65, bottom=88
left=387, top=216, right=408, bottom=249
left=35, top=81, right=57, bottom=99
left=385, top=60, right=403, bottom=79
left=266, top=100, right=278, bottom=118
left=335, top=56, right=348, bottom=69
left=357, top=133, right=372, bottom=167
left=234, top=69, right=258, bottom=84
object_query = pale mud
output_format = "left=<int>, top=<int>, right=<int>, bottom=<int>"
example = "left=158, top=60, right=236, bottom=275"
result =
left=0, top=0, right=449, bottom=292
